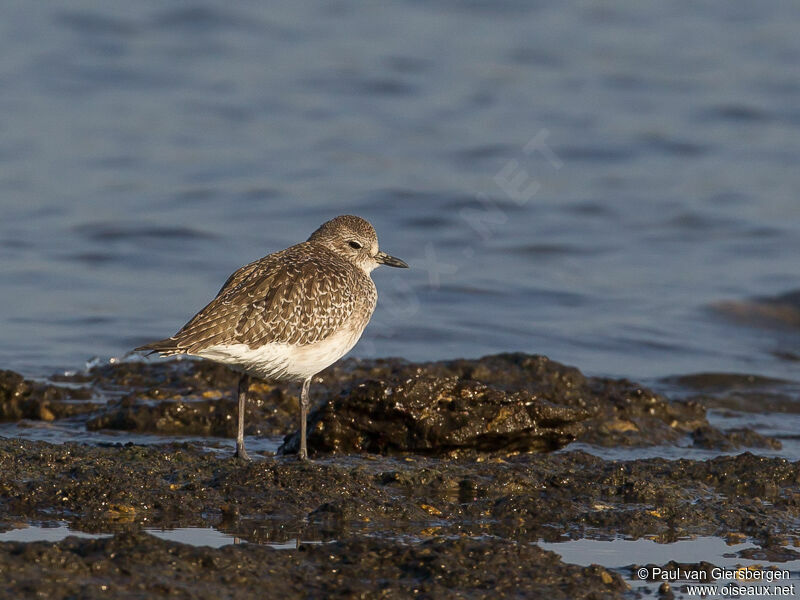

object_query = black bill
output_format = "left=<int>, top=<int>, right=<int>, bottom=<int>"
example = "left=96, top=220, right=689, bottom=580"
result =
left=375, top=251, right=409, bottom=268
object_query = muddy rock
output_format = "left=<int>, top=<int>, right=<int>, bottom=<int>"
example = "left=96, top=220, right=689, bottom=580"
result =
left=663, top=371, right=800, bottom=415
left=0, top=353, right=796, bottom=599
left=0, top=369, right=97, bottom=422
left=0, top=531, right=627, bottom=600
left=281, top=374, right=588, bottom=456
left=2, top=440, right=798, bottom=548
left=87, top=385, right=296, bottom=438
left=437, top=354, right=711, bottom=447
left=691, top=425, right=782, bottom=450
left=738, top=544, right=800, bottom=562
left=1, top=353, right=781, bottom=455
left=283, top=353, right=760, bottom=456
left=47, top=359, right=299, bottom=438
left=1, top=438, right=799, bottom=598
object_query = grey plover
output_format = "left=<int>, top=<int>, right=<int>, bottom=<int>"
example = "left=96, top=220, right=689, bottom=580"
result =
left=136, top=215, right=408, bottom=460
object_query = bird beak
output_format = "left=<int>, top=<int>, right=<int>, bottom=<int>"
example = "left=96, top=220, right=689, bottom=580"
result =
left=375, top=251, right=409, bottom=268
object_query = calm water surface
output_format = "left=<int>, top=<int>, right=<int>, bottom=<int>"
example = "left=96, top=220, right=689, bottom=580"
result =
left=1, top=0, right=799, bottom=385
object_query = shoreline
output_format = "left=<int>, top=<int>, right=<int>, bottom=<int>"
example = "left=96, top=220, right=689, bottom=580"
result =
left=1, top=354, right=799, bottom=598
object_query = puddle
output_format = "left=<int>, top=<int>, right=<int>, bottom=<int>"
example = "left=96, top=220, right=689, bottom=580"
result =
left=539, top=536, right=800, bottom=599
left=0, top=421, right=282, bottom=456
left=558, top=442, right=743, bottom=462
left=145, top=527, right=329, bottom=550
left=146, top=527, right=330, bottom=550
left=0, top=522, right=329, bottom=551
left=146, top=527, right=242, bottom=548
left=539, top=536, right=756, bottom=568
left=0, top=524, right=110, bottom=544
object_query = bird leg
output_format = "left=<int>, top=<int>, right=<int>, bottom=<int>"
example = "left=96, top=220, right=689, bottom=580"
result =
left=299, top=377, right=312, bottom=460
left=235, top=374, right=251, bottom=460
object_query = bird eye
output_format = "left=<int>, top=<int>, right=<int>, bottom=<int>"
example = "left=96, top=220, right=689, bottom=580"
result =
left=348, top=241, right=362, bottom=249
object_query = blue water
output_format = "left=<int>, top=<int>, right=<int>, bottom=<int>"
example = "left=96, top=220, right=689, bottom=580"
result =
left=2, top=0, right=800, bottom=382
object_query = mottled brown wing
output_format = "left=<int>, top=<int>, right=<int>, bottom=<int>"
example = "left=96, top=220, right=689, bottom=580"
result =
left=214, top=257, right=264, bottom=296
left=165, top=243, right=363, bottom=354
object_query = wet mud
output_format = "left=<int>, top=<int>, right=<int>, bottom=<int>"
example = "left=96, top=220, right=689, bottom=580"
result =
left=0, top=529, right=627, bottom=600
left=1, top=354, right=798, bottom=598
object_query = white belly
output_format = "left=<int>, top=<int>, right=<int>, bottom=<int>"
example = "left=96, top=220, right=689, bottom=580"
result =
left=195, top=326, right=364, bottom=382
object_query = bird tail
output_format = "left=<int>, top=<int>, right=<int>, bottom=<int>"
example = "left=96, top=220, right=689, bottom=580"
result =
left=134, top=337, right=185, bottom=357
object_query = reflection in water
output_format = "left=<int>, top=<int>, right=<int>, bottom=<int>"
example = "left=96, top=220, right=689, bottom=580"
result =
left=146, top=527, right=240, bottom=549
left=0, top=523, right=329, bottom=551
left=0, top=524, right=110, bottom=544
left=0, top=421, right=283, bottom=456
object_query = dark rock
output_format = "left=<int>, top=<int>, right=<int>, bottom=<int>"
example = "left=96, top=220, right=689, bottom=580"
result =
left=281, top=374, right=588, bottom=456
left=282, top=354, right=732, bottom=456
left=738, top=544, right=800, bottom=562
left=663, top=370, right=800, bottom=414
left=87, top=385, right=296, bottom=438
left=691, top=425, right=782, bottom=451
left=0, top=349, right=796, bottom=599
left=0, top=369, right=98, bottom=422
left=0, top=353, right=781, bottom=456
left=663, top=372, right=789, bottom=391
left=0, top=531, right=627, bottom=600
left=1, top=440, right=799, bottom=555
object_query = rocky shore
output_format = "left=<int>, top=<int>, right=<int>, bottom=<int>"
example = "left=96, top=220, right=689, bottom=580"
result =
left=1, top=354, right=798, bottom=598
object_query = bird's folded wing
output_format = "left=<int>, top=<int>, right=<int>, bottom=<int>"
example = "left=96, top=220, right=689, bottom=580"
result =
left=169, top=246, right=361, bottom=354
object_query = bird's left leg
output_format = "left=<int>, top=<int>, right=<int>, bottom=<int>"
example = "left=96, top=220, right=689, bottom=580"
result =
left=299, top=377, right=312, bottom=460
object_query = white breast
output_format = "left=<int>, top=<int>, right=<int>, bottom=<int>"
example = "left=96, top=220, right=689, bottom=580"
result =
left=195, top=325, right=365, bottom=382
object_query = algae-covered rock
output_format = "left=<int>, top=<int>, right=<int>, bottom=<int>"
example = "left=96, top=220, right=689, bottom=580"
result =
left=281, top=373, right=588, bottom=456
left=86, top=387, right=295, bottom=438
left=0, top=369, right=97, bottom=422
left=0, top=353, right=782, bottom=456
left=281, top=353, right=759, bottom=456
left=0, top=530, right=628, bottom=600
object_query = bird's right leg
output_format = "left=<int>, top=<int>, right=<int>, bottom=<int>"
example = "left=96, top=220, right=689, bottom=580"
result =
left=235, top=374, right=251, bottom=460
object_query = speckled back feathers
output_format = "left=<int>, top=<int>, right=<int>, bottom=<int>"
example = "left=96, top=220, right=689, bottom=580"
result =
left=137, top=218, right=380, bottom=357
